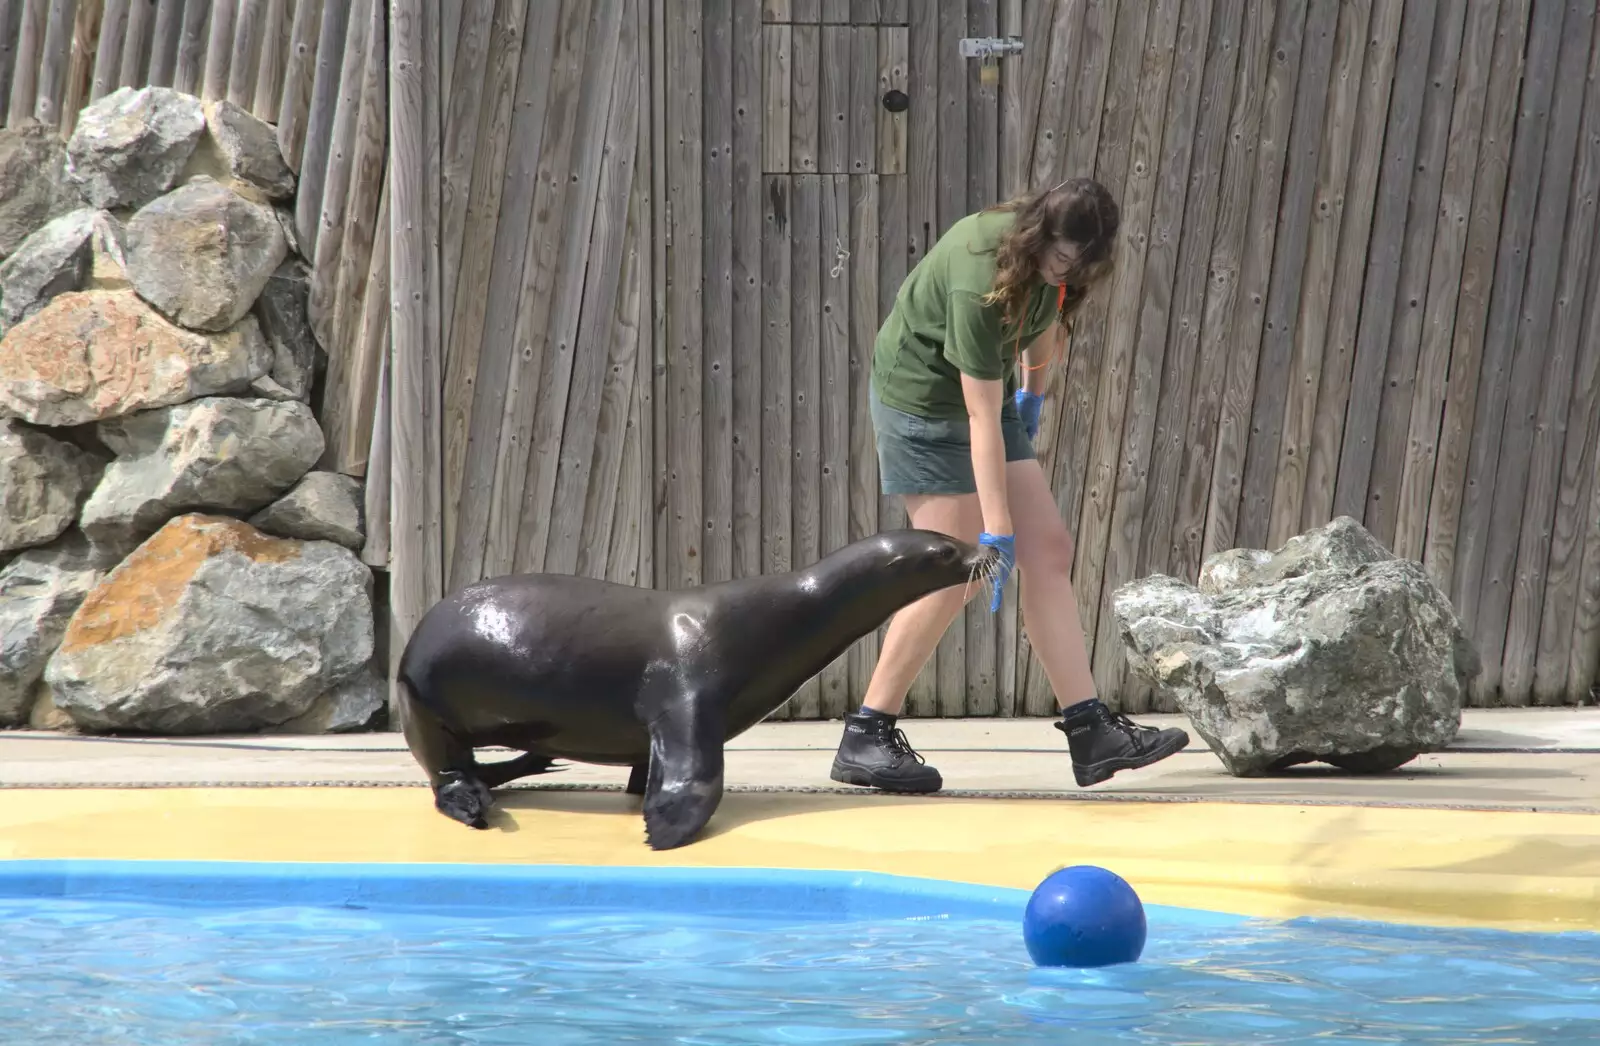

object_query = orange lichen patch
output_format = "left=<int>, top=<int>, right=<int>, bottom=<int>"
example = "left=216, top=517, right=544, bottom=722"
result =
left=0, top=290, right=233, bottom=423
left=58, top=514, right=301, bottom=654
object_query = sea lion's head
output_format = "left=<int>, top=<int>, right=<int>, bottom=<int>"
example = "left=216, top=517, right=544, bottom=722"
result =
left=853, top=528, right=992, bottom=594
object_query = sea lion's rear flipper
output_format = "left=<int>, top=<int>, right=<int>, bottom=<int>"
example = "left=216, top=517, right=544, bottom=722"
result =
left=639, top=689, right=727, bottom=850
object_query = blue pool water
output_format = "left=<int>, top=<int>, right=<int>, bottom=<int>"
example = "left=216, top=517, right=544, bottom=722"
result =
left=0, top=862, right=1595, bottom=1045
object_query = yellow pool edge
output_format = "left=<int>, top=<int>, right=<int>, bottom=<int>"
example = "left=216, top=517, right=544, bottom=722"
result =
left=2, top=787, right=1596, bottom=935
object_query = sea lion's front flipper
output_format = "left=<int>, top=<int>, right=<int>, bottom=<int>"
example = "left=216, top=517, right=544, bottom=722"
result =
left=639, top=689, right=726, bottom=850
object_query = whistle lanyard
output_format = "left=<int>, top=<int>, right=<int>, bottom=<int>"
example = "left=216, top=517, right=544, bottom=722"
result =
left=1013, top=282, right=1069, bottom=374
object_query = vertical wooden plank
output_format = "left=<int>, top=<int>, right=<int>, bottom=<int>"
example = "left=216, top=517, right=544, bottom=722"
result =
left=33, top=0, right=75, bottom=131
left=966, top=0, right=998, bottom=204
left=877, top=25, right=908, bottom=174
left=546, top=9, right=641, bottom=577
left=1027, top=0, right=1088, bottom=188
left=819, top=174, right=852, bottom=716
left=820, top=24, right=849, bottom=173
left=852, top=0, right=879, bottom=21
left=438, top=0, right=464, bottom=103
left=1200, top=0, right=1308, bottom=562
left=1451, top=0, right=1564, bottom=651
left=996, top=0, right=1023, bottom=199
left=201, top=0, right=235, bottom=100
left=1564, top=256, right=1600, bottom=700
left=91, top=0, right=128, bottom=105
left=361, top=347, right=391, bottom=568
left=1393, top=0, right=1500, bottom=560
left=1141, top=0, right=1247, bottom=583
left=1300, top=0, right=1405, bottom=531
left=226, top=0, right=263, bottom=108
left=1099, top=0, right=1216, bottom=714
left=305, top=0, right=375, bottom=350
left=1330, top=0, right=1442, bottom=525
left=906, top=0, right=937, bottom=261
left=0, top=0, right=20, bottom=120
left=704, top=0, right=735, bottom=583
left=249, top=0, right=286, bottom=117
left=791, top=23, right=819, bottom=173
left=761, top=174, right=794, bottom=617
left=1514, top=16, right=1600, bottom=704
left=171, top=0, right=209, bottom=94
left=823, top=0, right=850, bottom=23
left=7, top=0, right=46, bottom=127
left=793, top=0, right=820, bottom=22
left=60, top=0, right=100, bottom=140
left=1534, top=42, right=1600, bottom=704
left=848, top=172, right=882, bottom=706
left=387, top=0, right=443, bottom=712
left=274, top=0, right=321, bottom=171
left=1086, top=0, right=1197, bottom=708
left=339, top=173, right=391, bottom=479
left=1423, top=0, right=1531, bottom=590
left=1477, top=0, right=1593, bottom=703
left=513, top=0, right=628, bottom=575
left=1363, top=0, right=1471, bottom=550
left=438, top=0, right=532, bottom=581
left=147, top=0, right=182, bottom=87
left=660, top=0, right=702, bottom=589
left=650, top=0, right=668, bottom=589
left=849, top=24, right=876, bottom=174
left=478, top=0, right=595, bottom=577
left=293, top=0, right=356, bottom=259
left=937, top=0, right=967, bottom=233
left=879, top=0, right=906, bottom=22
left=119, top=0, right=156, bottom=90
left=790, top=173, right=823, bottom=717
left=764, top=24, right=792, bottom=173
left=1007, top=0, right=1058, bottom=196
left=437, top=0, right=496, bottom=368
left=764, top=0, right=790, bottom=21
left=446, top=0, right=554, bottom=589
left=581, top=140, right=647, bottom=583
left=733, top=0, right=764, bottom=582
left=1234, top=0, right=1340, bottom=552
left=1270, top=0, right=1374, bottom=549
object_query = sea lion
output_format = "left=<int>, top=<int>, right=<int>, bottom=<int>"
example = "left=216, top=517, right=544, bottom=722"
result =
left=395, top=528, right=995, bottom=849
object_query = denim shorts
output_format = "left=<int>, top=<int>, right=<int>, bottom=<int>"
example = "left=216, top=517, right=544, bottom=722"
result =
left=870, top=385, right=1036, bottom=496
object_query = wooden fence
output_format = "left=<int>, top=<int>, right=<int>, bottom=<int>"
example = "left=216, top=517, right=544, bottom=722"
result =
left=5, top=0, right=1598, bottom=715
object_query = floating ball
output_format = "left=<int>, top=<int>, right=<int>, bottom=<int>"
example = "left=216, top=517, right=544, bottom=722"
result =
left=1022, top=865, right=1147, bottom=968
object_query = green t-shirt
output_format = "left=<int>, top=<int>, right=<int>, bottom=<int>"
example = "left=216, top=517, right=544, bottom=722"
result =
left=872, top=209, right=1061, bottom=420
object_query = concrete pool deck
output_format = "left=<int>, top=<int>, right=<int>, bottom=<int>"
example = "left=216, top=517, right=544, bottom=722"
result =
left=1, top=707, right=1596, bottom=934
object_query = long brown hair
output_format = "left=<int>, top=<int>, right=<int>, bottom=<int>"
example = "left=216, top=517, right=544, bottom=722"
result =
left=977, top=178, right=1120, bottom=325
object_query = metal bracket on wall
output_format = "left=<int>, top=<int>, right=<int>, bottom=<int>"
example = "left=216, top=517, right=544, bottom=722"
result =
left=959, top=36, right=1024, bottom=85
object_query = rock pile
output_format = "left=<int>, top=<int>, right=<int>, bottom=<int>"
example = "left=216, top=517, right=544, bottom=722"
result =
left=0, top=87, right=382, bottom=735
left=1112, top=517, right=1478, bottom=776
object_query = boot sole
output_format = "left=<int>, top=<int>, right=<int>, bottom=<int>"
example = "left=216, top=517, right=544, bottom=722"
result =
left=830, top=759, right=943, bottom=794
left=1073, top=730, right=1191, bottom=787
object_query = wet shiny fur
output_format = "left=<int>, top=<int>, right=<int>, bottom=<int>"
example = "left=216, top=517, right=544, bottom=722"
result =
left=396, top=529, right=992, bottom=849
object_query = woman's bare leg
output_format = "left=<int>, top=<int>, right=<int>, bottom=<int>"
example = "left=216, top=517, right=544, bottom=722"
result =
left=858, top=492, right=983, bottom=716
left=1005, top=457, right=1191, bottom=785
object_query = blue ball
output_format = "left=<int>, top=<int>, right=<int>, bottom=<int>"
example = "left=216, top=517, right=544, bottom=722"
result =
left=1022, top=865, right=1147, bottom=968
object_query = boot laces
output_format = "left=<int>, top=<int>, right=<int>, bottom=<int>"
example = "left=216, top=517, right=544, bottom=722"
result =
left=871, top=723, right=927, bottom=766
left=1100, top=704, right=1159, bottom=746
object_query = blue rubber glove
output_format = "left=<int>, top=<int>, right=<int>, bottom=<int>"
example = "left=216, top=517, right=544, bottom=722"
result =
left=1015, top=388, right=1044, bottom=441
left=978, top=531, right=1016, bottom=613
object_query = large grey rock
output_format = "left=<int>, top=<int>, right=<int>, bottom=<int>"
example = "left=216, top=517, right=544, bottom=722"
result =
left=271, top=663, right=386, bottom=734
left=249, top=471, right=364, bottom=550
left=0, top=533, right=108, bottom=724
left=0, top=289, right=272, bottom=426
left=203, top=99, right=296, bottom=200
left=123, top=176, right=288, bottom=332
left=64, top=86, right=206, bottom=210
left=0, top=208, right=99, bottom=335
left=250, top=259, right=319, bottom=401
left=0, top=419, right=102, bottom=554
left=44, top=514, right=374, bottom=734
left=1113, top=516, right=1477, bottom=777
left=80, top=397, right=325, bottom=548
left=0, top=122, right=76, bottom=261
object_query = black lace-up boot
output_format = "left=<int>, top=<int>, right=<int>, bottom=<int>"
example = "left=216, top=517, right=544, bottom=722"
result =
left=830, top=709, right=943, bottom=793
left=1055, top=698, right=1190, bottom=786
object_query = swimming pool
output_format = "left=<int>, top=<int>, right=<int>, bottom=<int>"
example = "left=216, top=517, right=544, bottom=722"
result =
left=1, top=861, right=1595, bottom=1044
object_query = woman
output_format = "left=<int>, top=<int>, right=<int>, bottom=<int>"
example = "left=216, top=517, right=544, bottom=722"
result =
left=830, top=177, right=1191, bottom=793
